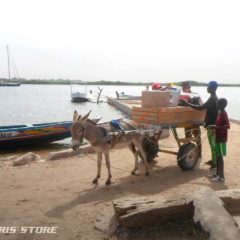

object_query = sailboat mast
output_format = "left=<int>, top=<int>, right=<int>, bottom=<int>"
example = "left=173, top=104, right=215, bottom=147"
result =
left=7, top=45, right=11, bottom=81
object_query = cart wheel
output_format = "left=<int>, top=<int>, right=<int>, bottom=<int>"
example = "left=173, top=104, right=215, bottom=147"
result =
left=177, top=143, right=199, bottom=170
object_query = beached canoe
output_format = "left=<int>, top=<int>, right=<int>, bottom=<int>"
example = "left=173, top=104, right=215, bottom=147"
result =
left=0, top=121, right=72, bottom=150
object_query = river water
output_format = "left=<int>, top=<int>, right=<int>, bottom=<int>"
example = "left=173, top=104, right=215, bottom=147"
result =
left=0, top=84, right=239, bottom=147
left=0, top=84, right=239, bottom=125
left=0, top=84, right=126, bottom=126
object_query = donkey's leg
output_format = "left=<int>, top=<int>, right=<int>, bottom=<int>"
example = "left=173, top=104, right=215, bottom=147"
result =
left=104, top=151, right=112, bottom=185
left=92, top=152, right=102, bottom=184
left=128, top=143, right=139, bottom=175
left=134, top=139, right=150, bottom=176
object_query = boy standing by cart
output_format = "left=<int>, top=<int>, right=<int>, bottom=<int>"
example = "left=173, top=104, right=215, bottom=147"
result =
left=210, top=98, right=230, bottom=183
left=183, top=80, right=219, bottom=170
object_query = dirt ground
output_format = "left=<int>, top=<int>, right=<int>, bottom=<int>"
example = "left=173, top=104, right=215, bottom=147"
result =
left=0, top=122, right=240, bottom=240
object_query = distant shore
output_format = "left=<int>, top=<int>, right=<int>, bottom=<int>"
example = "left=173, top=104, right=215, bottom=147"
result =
left=1, top=78, right=240, bottom=87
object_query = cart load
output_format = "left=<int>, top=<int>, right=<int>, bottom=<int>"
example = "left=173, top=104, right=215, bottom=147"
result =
left=131, top=89, right=206, bottom=171
left=132, top=105, right=205, bottom=126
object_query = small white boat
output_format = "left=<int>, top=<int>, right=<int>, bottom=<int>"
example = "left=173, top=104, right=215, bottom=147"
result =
left=71, top=83, right=89, bottom=102
left=0, top=45, right=21, bottom=87
left=71, top=92, right=89, bottom=102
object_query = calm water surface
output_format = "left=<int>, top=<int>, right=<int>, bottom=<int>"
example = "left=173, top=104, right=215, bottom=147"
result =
left=0, top=84, right=128, bottom=126
left=0, top=84, right=239, bottom=125
left=0, top=84, right=239, bottom=147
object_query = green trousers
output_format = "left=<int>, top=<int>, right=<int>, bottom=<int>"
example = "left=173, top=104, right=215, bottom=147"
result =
left=207, top=128, right=216, bottom=164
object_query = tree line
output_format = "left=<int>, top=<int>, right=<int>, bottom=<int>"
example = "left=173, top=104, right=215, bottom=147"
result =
left=1, top=78, right=240, bottom=87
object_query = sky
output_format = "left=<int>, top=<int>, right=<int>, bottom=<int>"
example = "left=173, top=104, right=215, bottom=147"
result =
left=0, top=0, right=240, bottom=83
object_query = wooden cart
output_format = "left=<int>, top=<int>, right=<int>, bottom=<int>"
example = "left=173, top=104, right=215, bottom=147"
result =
left=160, top=123, right=202, bottom=170
left=131, top=106, right=205, bottom=170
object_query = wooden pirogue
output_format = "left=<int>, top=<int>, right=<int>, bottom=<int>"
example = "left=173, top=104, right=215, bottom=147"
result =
left=0, top=121, right=72, bottom=150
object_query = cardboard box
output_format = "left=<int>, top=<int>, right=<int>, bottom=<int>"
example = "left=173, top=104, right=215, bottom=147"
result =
left=132, top=107, right=159, bottom=124
left=132, top=106, right=206, bottom=125
left=141, top=91, right=171, bottom=107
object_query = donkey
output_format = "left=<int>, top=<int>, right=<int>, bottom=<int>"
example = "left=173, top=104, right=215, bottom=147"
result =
left=71, top=110, right=149, bottom=185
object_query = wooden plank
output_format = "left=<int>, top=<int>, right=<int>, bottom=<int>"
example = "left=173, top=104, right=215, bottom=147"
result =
left=158, top=107, right=176, bottom=113
left=179, top=137, right=199, bottom=143
left=132, top=116, right=158, bottom=121
left=132, top=106, right=205, bottom=126
left=132, top=111, right=158, bottom=117
left=132, top=116, right=158, bottom=122
left=175, top=113, right=205, bottom=123
left=132, top=119, right=158, bottom=124
left=174, top=115, right=195, bottom=122
left=158, top=149, right=178, bottom=155
left=132, top=114, right=157, bottom=120
left=132, top=106, right=158, bottom=113
left=158, top=120, right=176, bottom=125
left=158, top=113, right=175, bottom=119
left=132, top=106, right=159, bottom=125
left=158, top=111, right=176, bottom=125
left=174, top=106, right=194, bottom=112
left=132, top=117, right=158, bottom=123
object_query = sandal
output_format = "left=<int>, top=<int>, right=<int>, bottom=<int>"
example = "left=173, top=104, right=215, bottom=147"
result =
left=211, top=176, right=225, bottom=183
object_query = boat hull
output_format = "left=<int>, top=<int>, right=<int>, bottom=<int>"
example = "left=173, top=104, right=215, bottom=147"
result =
left=71, top=97, right=89, bottom=102
left=0, top=121, right=72, bottom=150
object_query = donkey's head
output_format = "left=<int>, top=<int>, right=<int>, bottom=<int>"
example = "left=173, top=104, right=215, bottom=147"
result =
left=71, top=110, right=91, bottom=150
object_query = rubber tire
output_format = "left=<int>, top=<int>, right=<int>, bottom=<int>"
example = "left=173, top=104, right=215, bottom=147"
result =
left=177, top=143, right=199, bottom=170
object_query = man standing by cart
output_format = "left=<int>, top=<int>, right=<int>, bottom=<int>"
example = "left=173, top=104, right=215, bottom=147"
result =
left=183, top=81, right=219, bottom=170
left=180, top=81, right=202, bottom=157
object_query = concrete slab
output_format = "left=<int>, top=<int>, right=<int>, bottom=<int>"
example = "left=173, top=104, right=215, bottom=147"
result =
left=188, top=187, right=240, bottom=240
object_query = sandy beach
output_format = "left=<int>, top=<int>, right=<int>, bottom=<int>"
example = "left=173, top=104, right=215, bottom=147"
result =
left=0, top=122, right=240, bottom=240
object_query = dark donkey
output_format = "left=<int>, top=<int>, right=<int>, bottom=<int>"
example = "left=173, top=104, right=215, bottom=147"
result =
left=71, top=110, right=150, bottom=185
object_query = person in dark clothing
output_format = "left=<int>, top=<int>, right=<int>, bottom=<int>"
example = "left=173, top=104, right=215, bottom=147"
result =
left=210, top=98, right=230, bottom=182
left=184, top=80, right=219, bottom=169
left=181, top=81, right=191, bottom=93
left=180, top=81, right=202, bottom=156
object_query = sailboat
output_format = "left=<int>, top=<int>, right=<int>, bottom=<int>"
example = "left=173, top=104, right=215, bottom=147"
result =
left=70, top=82, right=89, bottom=102
left=0, top=45, right=21, bottom=87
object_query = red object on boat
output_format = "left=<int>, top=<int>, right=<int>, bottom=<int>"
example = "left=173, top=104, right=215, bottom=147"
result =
left=152, top=83, right=162, bottom=90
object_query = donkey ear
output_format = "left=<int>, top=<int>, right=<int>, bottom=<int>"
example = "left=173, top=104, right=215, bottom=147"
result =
left=73, top=110, right=78, bottom=121
left=92, top=117, right=101, bottom=124
left=77, top=115, right=82, bottom=121
left=81, top=110, right=91, bottom=121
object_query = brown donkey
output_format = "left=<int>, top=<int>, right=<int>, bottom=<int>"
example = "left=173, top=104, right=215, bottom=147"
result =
left=71, top=110, right=149, bottom=185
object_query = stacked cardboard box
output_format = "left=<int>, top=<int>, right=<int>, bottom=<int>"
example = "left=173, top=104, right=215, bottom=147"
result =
left=132, top=107, right=159, bottom=125
left=132, top=106, right=206, bottom=125
left=132, top=90, right=205, bottom=125
left=141, top=91, right=171, bottom=107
